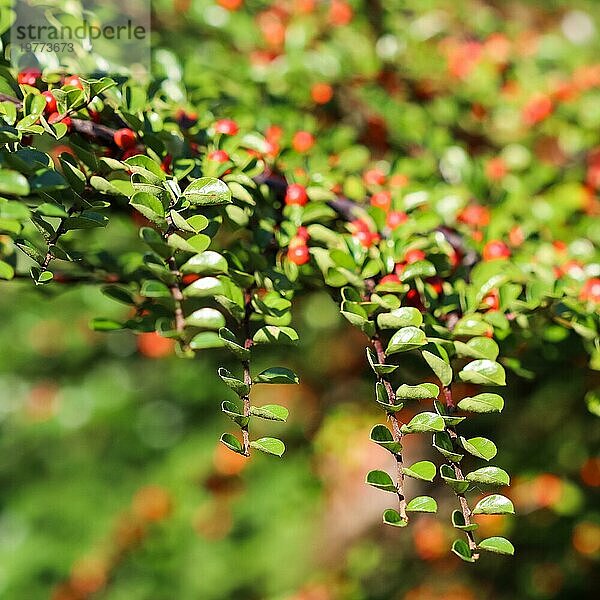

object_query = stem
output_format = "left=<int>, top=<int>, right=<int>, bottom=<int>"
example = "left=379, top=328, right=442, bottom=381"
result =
left=443, top=384, right=480, bottom=559
left=241, top=290, right=254, bottom=457
left=164, top=214, right=188, bottom=350
left=372, top=334, right=407, bottom=521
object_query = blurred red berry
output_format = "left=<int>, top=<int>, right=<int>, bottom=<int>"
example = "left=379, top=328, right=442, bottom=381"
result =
left=114, top=128, right=137, bottom=150
left=311, top=82, right=333, bottom=104
left=137, top=332, right=175, bottom=358
left=580, top=278, right=600, bottom=303
left=386, top=210, right=408, bottom=229
left=292, top=131, right=315, bottom=153
left=509, top=225, right=525, bottom=247
left=64, top=75, right=83, bottom=89
left=18, top=68, right=41, bottom=86
left=483, top=240, right=511, bottom=261
left=296, top=226, right=310, bottom=241
left=458, top=204, right=490, bottom=228
left=522, top=94, right=553, bottom=126
left=427, top=277, right=444, bottom=295
left=370, top=191, right=392, bottom=211
left=355, top=230, right=379, bottom=248
left=405, top=248, right=426, bottom=264
left=482, top=289, right=500, bottom=311
left=485, top=157, right=508, bottom=181
left=350, top=219, right=370, bottom=233
left=380, top=274, right=400, bottom=285
left=217, top=0, right=243, bottom=9
left=208, top=150, right=229, bottom=163
left=285, top=183, right=308, bottom=206
left=288, top=243, right=310, bottom=265
left=363, top=168, right=386, bottom=186
left=329, top=0, right=353, bottom=26
left=390, top=173, right=409, bottom=188
left=214, top=119, right=239, bottom=135
left=161, top=154, right=173, bottom=173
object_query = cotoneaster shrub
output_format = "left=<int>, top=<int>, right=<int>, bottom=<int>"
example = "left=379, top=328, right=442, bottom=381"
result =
left=0, top=0, right=598, bottom=576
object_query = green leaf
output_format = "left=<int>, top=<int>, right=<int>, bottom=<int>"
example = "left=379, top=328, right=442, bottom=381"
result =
left=459, top=360, right=506, bottom=386
left=219, top=327, right=250, bottom=359
left=366, top=347, right=398, bottom=375
left=130, top=191, right=166, bottom=222
left=461, top=437, right=497, bottom=461
left=253, top=326, right=299, bottom=345
left=433, top=433, right=464, bottom=462
left=422, top=350, right=453, bottom=386
left=250, top=404, right=289, bottom=422
left=365, top=470, right=397, bottom=492
left=0, top=260, right=14, bottom=280
left=403, top=461, right=436, bottom=482
left=183, top=276, right=224, bottom=298
left=458, top=393, right=504, bottom=413
left=453, top=314, right=493, bottom=337
left=382, top=509, right=407, bottom=527
left=168, top=233, right=211, bottom=254
left=472, top=494, right=515, bottom=515
left=478, top=537, right=515, bottom=555
left=454, top=337, right=499, bottom=360
left=181, top=251, right=228, bottom=275
left=189, top=331, right=224, bottom=350
left=452, top=539, right=475, bottom=562
left=185, top=308, right=226, bottom=330
left=249, top=437, right=285, bottom=457
left=395, top=383, right=439, bottom=400
left=451, top=510, right=479, bottom=532
left=183, top=177, right=232, bottom=205
left=90, top=318, right=123, bottom=331
left=221, top=400, right=249, bottom=427
left=370, top=425, right=402, bottom=454
left=220, top=433, right=246, bottom=455
left=440, top=464, right=469, bottom=493
left=386, top=326, right=427, bottom=355
left=406, top=496, right=437, bottom=513
left=254, top=367, right=299, bottom=384
left=466, top=467, right=510, bottom=487
left=141, top=280, right=171, bottom=298
left=217, top=367, right=250, bottom=397
left=401, top=412, right=445, bottom=433
left=401, top=260, right=436, bottom=281
left=377, top=307, right=423, bottom=329
left=0, top=169, right=29, bottom=196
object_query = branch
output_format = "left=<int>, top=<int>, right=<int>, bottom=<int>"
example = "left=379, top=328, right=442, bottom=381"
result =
left=241, top=289, right=254, bottom=457
left=443, top=384, right=480, bottom=559
left=371, top=320, right=407, bottom=521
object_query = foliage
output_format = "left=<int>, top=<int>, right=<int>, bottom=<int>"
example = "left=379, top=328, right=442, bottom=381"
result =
left=0, top=0, right=599, bottom=598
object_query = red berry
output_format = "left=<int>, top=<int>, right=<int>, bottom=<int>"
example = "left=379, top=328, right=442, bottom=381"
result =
left=522, top=94, right=553, bottom=126
left=285, top=183, right=308, bottom=206
left=509, top=226, right=525, bottom=247
left=380, top=274, right=400, bottom=285
left=329, top=0, right=353, bottom=26
left=405, top=289, right=425, bottom=311
left=482, top=289, right=500, bottom=311
left=208, top=150, right=229, bottom=163
left=363, top=168, right=386, bottom=187
left=296, top=226, right=310, bottom=241
left=266, top=124, right=283, bottom=142
left=64, top=75, right=83, bottom=89
left=122, top=148, right=140, bottom=160
left=217, top=0, right=243, bottom=10
left=485, top=157, right=508, bottom=181
left=483, top=240, right=511, bottom=261
left=161, top=154, right=173, bottom=173
left=17, top=68, right=41, bottom=86
left=427, top=276, right=444, bottom=295
left=370, top=191, right=392, bottom=211
left=114, top=128, right=137, bottom=150
left=458, top=204, right=490, bottom=228
left=386, top=210, right=408, bottom=229
left=214, top=119, right=239, bottom=135
left=288, top=243, right=310, bottom=265
left=580, top=278, right=600, bottom=303
left=404, top=249, right=426, bottom=264
left=311, top=83, right=333, bottom=104
left=354, top=230, right=379, bottom=248
left=182, top=274, right=200, bottom=285
left=48, top=112, right=72, bottom=129
left=42, top=91, right=57, bottom=114
left=292, top=131, right=315, bottom=153
left=175, top=109, right=198, bottom=129
left=350, top=219, right=370, bottom=233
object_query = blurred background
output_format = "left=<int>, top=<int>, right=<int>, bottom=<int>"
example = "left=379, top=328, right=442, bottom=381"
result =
left=2, top=0, right=600, bottom=599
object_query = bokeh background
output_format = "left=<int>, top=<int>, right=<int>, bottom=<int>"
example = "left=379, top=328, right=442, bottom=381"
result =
left=1, top=1, right=600, bottom=599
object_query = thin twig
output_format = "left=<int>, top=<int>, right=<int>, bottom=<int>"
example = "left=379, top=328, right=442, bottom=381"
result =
left=443, top=384, right=480, bottom=559
left=241, top=289, right=254, bottom=457
left=372, top=328, right=407, bottom=521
